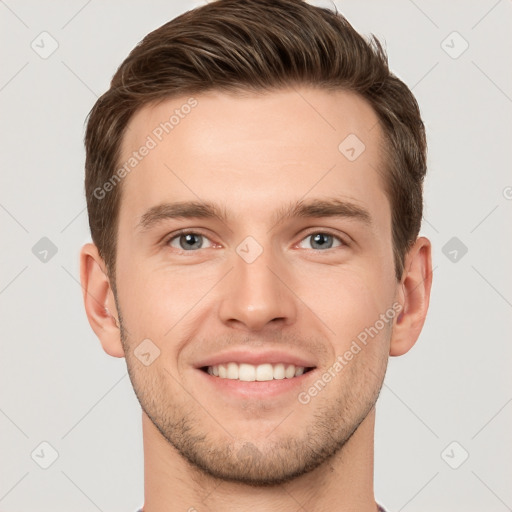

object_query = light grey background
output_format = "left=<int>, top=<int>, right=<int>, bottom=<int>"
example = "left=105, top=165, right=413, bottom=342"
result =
left=1, top=1, right=511, bottom=511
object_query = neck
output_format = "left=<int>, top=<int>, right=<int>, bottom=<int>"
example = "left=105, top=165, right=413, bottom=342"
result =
left=141, top=408, right=378, bottom=512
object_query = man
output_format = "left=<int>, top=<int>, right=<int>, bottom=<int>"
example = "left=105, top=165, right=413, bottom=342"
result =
left=80, top=0, right=432, bottom=510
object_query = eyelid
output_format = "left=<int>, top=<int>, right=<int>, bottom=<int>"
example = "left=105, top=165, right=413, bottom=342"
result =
left=164, top=228, right=216, bottom=250
left=163, top=228, right=350, bottom=252
left=296, top=228, right=350, bottom=249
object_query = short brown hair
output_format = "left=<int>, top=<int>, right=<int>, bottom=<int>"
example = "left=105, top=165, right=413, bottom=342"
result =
left=85, top=0, right=427, bottom=283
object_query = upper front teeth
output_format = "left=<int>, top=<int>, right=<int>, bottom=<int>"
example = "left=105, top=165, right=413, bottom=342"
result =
left=207, top=362, right=306, bottom=381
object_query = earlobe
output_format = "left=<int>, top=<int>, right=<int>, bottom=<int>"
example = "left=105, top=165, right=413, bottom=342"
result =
left=80, top=243, right=125, bottom=358
left=389, top=236, right=433, bottom=357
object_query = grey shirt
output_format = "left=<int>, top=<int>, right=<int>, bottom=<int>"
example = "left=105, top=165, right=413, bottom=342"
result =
left=137, top=504, right=387, bottom=511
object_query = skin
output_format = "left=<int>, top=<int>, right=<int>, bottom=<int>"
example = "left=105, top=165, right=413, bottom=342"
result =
left=80, top=87, right=432, bottom=512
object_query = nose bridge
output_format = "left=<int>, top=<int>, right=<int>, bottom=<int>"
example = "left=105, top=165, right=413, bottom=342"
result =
left=218, top=237, right=296, bottom=331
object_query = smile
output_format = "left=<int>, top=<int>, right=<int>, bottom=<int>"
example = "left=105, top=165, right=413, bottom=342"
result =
left=202, top=362, right=315, bottom=381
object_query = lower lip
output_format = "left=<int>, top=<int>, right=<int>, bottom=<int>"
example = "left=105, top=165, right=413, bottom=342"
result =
left=196, top=368, right=316, bottom=399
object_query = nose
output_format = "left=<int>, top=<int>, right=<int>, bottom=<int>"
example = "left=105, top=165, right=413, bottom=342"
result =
left=218, top=245, right=297, bottom=332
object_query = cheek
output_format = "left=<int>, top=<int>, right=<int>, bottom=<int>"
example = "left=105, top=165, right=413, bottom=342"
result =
left=294, top=264, right=392, bottom=342
left=115, top=258, right=216, bottom=338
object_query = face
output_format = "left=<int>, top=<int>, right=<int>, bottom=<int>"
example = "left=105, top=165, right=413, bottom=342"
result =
left=113, top=87, right=398, bottom=485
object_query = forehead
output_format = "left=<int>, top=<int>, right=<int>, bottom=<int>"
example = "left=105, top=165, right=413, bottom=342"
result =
left=117, top=87, right=389, bottom=233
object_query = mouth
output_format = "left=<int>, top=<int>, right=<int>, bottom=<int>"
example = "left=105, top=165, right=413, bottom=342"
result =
left=194, top=350, right=318, bottom=399
left=200, top=362, right=316, bottom=381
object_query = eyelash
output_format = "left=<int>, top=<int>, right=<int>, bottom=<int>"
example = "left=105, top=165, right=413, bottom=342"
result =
left=163, top=229, right=349, bottom=253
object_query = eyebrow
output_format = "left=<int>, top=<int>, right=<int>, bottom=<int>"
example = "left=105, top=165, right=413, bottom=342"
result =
left=136, top=198, right=372, bottom=233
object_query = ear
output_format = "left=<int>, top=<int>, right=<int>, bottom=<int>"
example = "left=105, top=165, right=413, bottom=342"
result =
left=389, top=236, right=433, bottom=357
left=79, top=243, right=125, bottom=358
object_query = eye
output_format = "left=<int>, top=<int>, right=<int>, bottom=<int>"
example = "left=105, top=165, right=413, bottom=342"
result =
left=167, top=231, right=214, bottom=251
left=298, top=232, right=345, bottom=251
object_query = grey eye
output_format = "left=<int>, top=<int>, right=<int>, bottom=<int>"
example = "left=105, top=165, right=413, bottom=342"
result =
left=299, top=233, right=343, bottom=250
left=168, top=233, right=213, bottom=251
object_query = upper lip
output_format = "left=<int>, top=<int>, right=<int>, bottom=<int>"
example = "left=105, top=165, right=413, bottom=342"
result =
left=194, top=349, right=317, bottom=369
